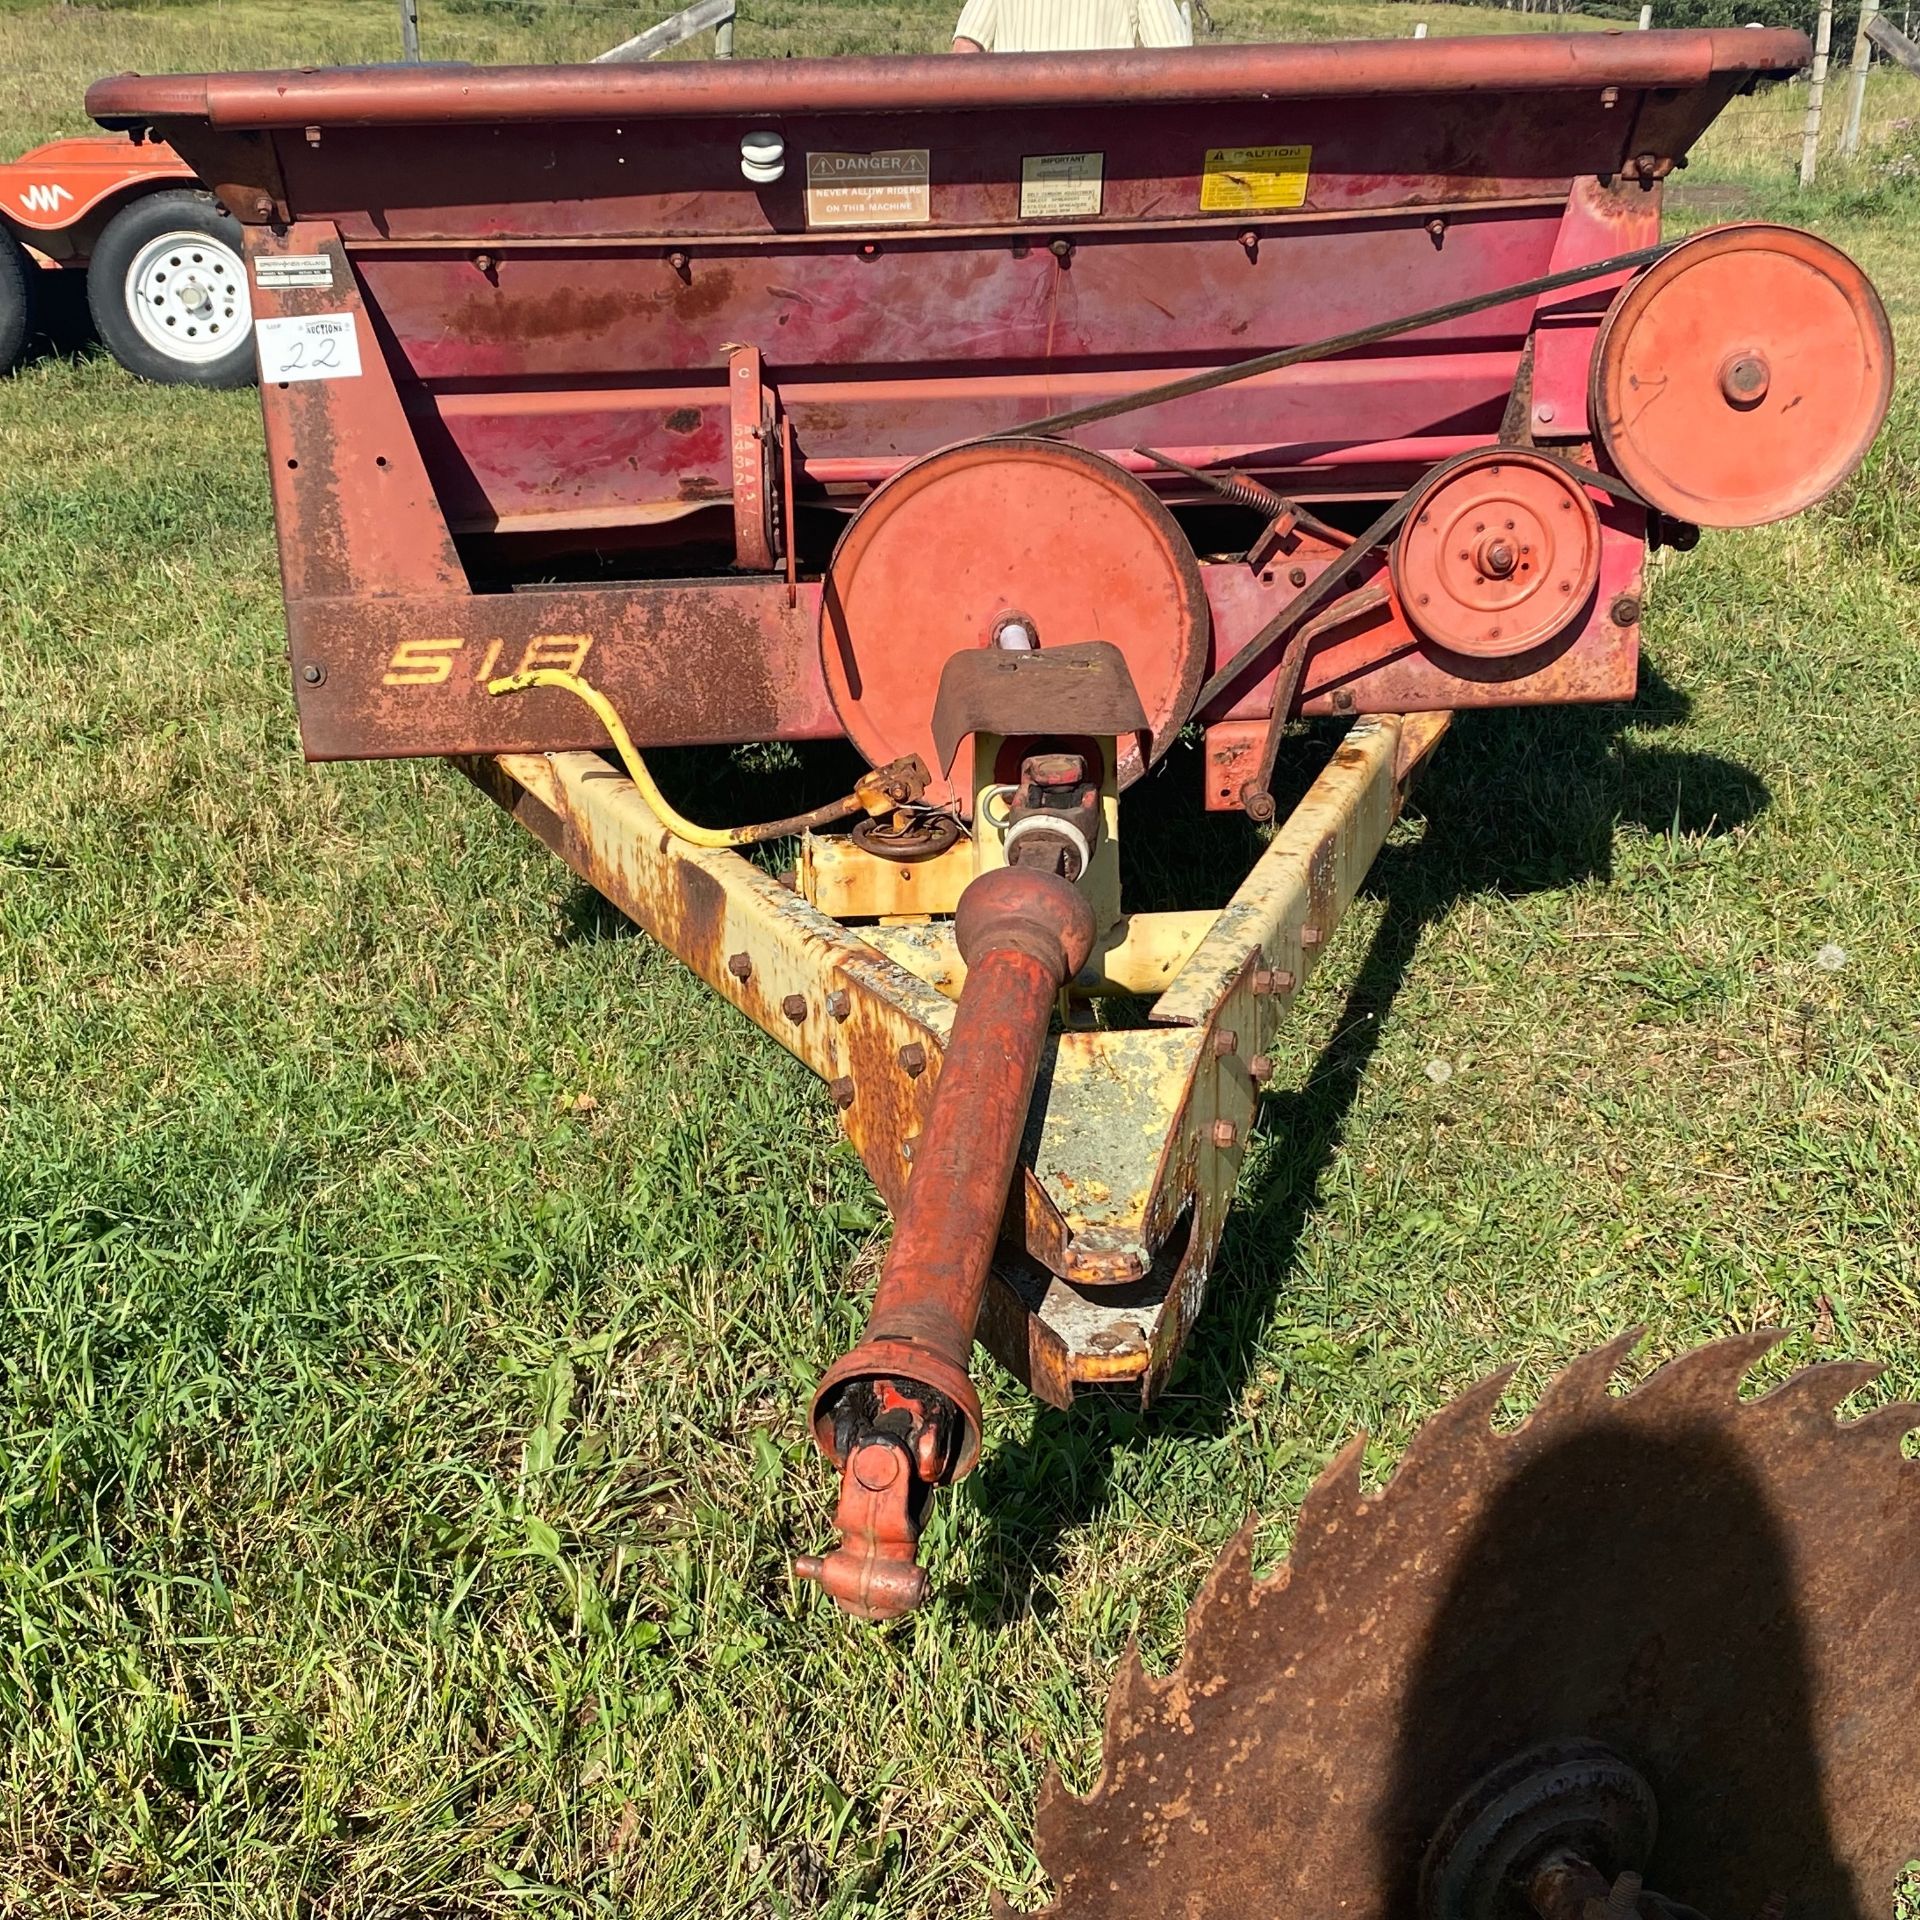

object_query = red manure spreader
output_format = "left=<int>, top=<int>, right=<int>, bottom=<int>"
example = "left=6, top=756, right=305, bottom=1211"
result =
left=90, top=34, right=1915, bottom=1917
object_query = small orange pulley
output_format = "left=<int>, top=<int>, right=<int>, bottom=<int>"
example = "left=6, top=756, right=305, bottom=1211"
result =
left=1392, top=451, right=1602, bottom=660
left=1591, top=223, right=1893, bottom=528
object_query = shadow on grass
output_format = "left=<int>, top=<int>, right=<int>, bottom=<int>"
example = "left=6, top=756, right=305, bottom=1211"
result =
left=963, top=661, right=1770, bottom=1625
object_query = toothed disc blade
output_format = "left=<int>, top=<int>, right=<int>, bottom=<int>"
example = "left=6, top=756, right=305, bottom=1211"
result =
left=1029, top=1337, right=1920, bottom=1919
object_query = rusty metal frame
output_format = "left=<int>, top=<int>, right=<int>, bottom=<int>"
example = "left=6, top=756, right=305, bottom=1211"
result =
left=468, top=705, right=1447, bottom=1410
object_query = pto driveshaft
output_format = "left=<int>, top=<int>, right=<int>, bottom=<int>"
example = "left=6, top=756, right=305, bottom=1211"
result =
left=796, top=865, right=1096, bottom=1620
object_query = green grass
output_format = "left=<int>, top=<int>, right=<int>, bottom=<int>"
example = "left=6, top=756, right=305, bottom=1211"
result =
left=3, top=1, right=1920, bottom=1915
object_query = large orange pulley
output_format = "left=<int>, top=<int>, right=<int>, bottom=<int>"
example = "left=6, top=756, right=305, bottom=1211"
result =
left=1392, top=451, right=1602, bottom=660
left=820, top=439, right=1208, bottom=808
left=1592, top=223, right=1893, bottom=529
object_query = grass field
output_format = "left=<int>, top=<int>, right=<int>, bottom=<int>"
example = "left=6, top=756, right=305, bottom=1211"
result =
left=2, top=1, right=1918, bottom=1914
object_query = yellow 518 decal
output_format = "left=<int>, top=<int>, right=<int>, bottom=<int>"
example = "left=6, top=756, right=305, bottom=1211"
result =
left=381, top=633, right=594, bottom=688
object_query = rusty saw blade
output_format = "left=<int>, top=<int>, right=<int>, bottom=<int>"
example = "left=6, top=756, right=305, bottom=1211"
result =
left=1021, top=1334, right=1920, bottom=1920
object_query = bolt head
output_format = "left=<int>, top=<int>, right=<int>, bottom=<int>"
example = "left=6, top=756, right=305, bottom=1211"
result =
left=1249, top=1054, right=1275, bottom=1086
left=300, top=663, right=324, bottom=686
left=829, top=1076, right=856, bottom=1110
left=1609, top=594, right=1642, bottom=628
left=1211, top=1029, right=1239, bottom=1058
left=781, top=993, right=808, bottom=1022
left=898, top=1042, right=928, bottom=1077
left=727, top=951, right=753, bottom=982
left=827, top=989, right=851, bottom=1021
left=1210, top=1119, right=1239, bottom=1150
left=1288, top=566, right=1308, bottom=587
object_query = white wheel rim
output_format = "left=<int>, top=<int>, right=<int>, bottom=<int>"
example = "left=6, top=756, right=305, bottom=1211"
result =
left=123, top=229, right=251, bottom=365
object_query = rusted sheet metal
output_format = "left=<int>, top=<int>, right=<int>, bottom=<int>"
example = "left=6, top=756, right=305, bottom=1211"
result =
left=289, top=587, right=839, bottom=761
left=351, top=223, right=1552, bottom=388
left=87, top=33, right=1807, bottom=132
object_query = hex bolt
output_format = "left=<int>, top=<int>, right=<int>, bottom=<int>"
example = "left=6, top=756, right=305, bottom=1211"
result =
left=1210, top=1119, right=1239, bottom=1150
left=667, top=248, right=690, bottom=273
left=1534, top=401, right=1557, bottom=426
left=898, top=1042, right=928, bottom=1077
left=1610, top=593, right=1643, bottom=627
left=300, top=662, right=325, bottom=686
left=1299, top=925, right=1325, bottom=948
left=1049, top=237, right=1073, bottom=261
left=1252, top=966, right=1296, bottom=996
left=1249, top=1054, right=1275, bottom=1086
left=829, top=1076, right=856, bottom=1110
left=826, top=988, right=852, bottom=1021
left=727, top=951, right=753, bottom=982
left=781, top=993, right=808, bottom=1022
left=1288, top=565, right=1308, bottom=587
left=1211, top=1029, right=1239, bottom=1058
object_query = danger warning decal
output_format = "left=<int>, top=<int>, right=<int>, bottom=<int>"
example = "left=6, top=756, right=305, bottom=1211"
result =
left=805, top=150, right=931, bottom=228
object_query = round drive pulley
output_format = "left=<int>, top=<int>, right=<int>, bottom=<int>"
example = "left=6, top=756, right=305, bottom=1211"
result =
left=1592, top=223, right=1893, bottom=529
left=820, top=438, right=1209, bottom=808
left=1392, top=451, right=1602, bottom=659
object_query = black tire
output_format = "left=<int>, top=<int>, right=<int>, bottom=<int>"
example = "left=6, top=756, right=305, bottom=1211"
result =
left=0, top=225, right=32, bottom=377
left=86, top=188, right=255, bottom=389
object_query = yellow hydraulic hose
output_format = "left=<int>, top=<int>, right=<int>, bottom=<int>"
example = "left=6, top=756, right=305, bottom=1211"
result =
left=486, top=667, right=873, bottom=849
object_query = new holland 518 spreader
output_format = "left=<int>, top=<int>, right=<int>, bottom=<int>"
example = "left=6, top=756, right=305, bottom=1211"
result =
left=88, top=35, right=1915, bottom=1916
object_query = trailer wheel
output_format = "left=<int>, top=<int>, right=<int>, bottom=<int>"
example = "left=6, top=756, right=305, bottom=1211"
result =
left=0, top=226, right=32, bottom=377
left=87, top=189, right=253, bottom=389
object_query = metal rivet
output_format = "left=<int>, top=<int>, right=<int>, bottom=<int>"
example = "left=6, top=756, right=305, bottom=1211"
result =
left=781, top=993, right=807, bottom=1022
left=1249, top=1054, right=1275, bottom=1086
left=827, top=989, right=851, bottom=1021
left=1210, top=1119, right=1238, bottom=1149
left=898, top=1042, right=928, bottom=1077
left=1211, top=1029, right=1238, bottom=1058
left=829, top=1076, right=856, bottom=1110
left=727, top=952, right=753, bottom=982
left=1332, top=690, right=1355, bottom=714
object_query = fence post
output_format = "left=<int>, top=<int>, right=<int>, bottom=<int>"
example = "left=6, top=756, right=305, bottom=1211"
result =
left=1800, top=0, right=1833, bottom=188
left=715, top=13, right=735, bottom=56
left=1842, top=1, right=1880, bottom=152
left=1638, top=4, right=1652, bottom=26
left=398, top=0, right=420, bottom=61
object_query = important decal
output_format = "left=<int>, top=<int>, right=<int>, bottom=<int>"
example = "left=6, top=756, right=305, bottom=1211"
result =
left=254, top=253, right=336, bottom=290
left=805, top=150, right=931, bottom=229
left=1020, top=151, right=1104, bottom=219
left=255, top=312, right=362, bottom=383
left=1200, top=144, right=1312, bottom=212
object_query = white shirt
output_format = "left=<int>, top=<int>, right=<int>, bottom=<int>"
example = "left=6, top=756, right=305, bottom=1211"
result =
left=952, top=0, right=1193, bottom=51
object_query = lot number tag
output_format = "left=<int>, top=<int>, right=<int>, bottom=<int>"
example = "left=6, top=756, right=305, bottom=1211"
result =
left=256, top=313, right=362, bottom=383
